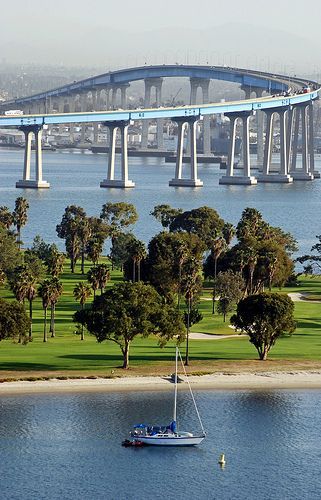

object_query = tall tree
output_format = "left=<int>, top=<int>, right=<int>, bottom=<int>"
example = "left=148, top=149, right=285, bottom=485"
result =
left=38, top=279, right=52, bottom=342
left=231, top=293, right=296, bottom=360
left=13, top=197, right=29, bottom=250
left=100, top=202, right=138, bottom=242
left=87, top=266, right=100, bottom=298
left=169, top=206, right=225, bottom=249
left=73, top=282, right=92, bottom=340
left=180, top=256, right=203, bottom=366
left=127, top=238, right=147, bottom=282
left=48, top=277, right=63, bottom=337
left=56, top=205, right=86, bottom=273
left=95, top=263, right=110, bottom=294
left=110, top=232, right=137, bottom=270
left=9, top=265, right=38, bottom=340
left=215, top=270, right=245, bottom=322
left=46, top=245, right=66, bottom=277
left=211, top=237, right=227, bottom=314
left=77, top=217, right=92, bottom=275
left=74, top=282, right=184, bottom=369
left=150, top=204, right=183, bottom=230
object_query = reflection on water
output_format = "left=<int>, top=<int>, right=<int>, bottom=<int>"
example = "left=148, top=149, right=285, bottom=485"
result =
left=0, top=390, right=321, bottom=500
left=1, top=149, right=321, bottom=255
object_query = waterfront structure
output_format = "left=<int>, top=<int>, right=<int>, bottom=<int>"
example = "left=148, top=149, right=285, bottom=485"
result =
left=0, top=65, right=319, bottom=188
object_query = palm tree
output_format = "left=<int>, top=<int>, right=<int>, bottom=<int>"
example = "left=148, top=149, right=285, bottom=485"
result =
left=10, top=266, right=38, bottom=340
left=180, top=256, right=202, bottom=366
left=48, top=278, right=63, bottom=337
left=38, top=279, right=52, bottom=342
left=95, top=263, right=110, bottom=294
left=78, top=217, right=92, bottom=274
left=211, top=237, right=227, bottom=314
left=0, top=206, right=14, bottom=230
left=47, top=246, right=65, bottom=277
left=130, top=240, right=146, bottom=282
left=73, top=282, right=92, bottom=340
left=87, top=266, right=100, bottom=298
left=222, top=222, right=236, bottom=246
left=176, top=241, right=188, bottom=309
left=13, top=197, right=29, bottom=250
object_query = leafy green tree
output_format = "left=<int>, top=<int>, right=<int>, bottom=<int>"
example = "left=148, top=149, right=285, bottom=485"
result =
left=8, top=265, right=38, bottom=340
left=30, top=235, right=52, bottom=261
left=38, top=279, right=52, bottom=342
left=215, top=270, right=245, bottom=322
left=180, top=256, right=203, bottom=366
left=150, top=204, right=183, bottom=230
left=0, top=298, right=30, bottom=343
left=23, top=250, right=46, bottom=282
left=100, top=202, right=138, bottom=241
left=73, top=282, right=92, bottom=340
left=77, top=217, right=92, bottom=274
left=169, top=206, right=225, bottom=249
left=0, top=206, right=14, bottom=230
left=13, top=197, right=29, bottom=250
left=297, top=235, right=321, bottom=275
left=110, top=232, right=137, bottom=270
left=56, top=205, right=86, bottom=273
left=145, top=231, right=205, bottom=302
left=231, top=293, right=296, bottom=360
left=74, top=282, right=185, bottom=369
left=211, top=237, right=227, bottom=314
left=48, top=277, right=63, bottom=337
left=85, top=217, right=109, bottom=267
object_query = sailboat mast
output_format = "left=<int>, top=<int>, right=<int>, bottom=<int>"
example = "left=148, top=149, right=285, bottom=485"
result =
left=173, top=347, right=178, bottom=422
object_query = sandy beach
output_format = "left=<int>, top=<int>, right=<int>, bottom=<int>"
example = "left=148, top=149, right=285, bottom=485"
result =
left=1, top=371, right=321, bottom=394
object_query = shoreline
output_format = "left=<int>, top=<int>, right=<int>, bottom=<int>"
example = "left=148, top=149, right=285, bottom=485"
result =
left=2, top=371, right=321, bottom=395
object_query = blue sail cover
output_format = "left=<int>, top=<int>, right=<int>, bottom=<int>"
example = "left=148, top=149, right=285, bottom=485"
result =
left=134, top=424, right=148, bottom=428
left=170, top=421, right=177, bottom=433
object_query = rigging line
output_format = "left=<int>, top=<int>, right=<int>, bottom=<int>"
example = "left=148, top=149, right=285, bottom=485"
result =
left=177, top=348, right=206, bottom=436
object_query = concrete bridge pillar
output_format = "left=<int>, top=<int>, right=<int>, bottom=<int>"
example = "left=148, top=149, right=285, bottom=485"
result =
left=58, top=99, right=65, bottom=134
left=100, top=120, right=135, bottom=188
left=169, top=116, right=203, bottom=187
left=220, top=112, right=257, bottom=185
left=141, top=78, right=163, bottom=149
left=240, top=85, right=252, bottom=100
left=201, top=79, right=211, bottom=156
left=308, top=102, right=319, bottom=177
left=289, top=104, right=315, bottom=180
left=155, top=80, right=164, bottom=150
left=258, top=108, right=293, bottom=183
left=16, top=126, right=50, bottom=188
left=80, top=93, right=88, bottom=143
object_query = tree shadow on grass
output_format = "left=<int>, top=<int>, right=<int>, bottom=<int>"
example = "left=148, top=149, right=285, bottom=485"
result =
left=296, top=319, right=321, bottom=329
left=0, top=362, right=59, bottom=370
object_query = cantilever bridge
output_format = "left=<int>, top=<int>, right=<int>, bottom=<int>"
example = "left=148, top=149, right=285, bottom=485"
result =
left=0, top=65, right=319, bottom=189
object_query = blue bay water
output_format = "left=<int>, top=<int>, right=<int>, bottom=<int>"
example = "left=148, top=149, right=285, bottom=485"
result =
left=1, top=389, right=321, bottom=500
left=1, top=150, right=321, bottom=498
left=0, top=148, right=321, bottom=254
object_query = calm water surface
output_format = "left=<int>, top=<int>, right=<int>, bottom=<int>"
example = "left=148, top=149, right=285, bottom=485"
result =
left=1, top=148, right=321, bottom=253
left=0, top=389, right=321, bottom=500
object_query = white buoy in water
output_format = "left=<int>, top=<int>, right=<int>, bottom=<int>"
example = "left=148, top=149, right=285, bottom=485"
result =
left=218, top=453, right=226, bottom=466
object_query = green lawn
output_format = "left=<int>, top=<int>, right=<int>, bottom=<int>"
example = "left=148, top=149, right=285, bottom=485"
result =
left=1, top=263, right=321, bottom=379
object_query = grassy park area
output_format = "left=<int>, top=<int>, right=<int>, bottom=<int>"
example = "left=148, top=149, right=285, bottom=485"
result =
left=1, top=259, right=321, bottom=380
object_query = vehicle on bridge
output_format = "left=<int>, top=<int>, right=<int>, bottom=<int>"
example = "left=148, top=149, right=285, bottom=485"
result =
left=4, top=110, right=24, bottom=116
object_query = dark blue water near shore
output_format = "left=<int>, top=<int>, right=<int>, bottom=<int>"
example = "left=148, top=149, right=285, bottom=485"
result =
left=1, top=389, right=321, bottom=500
left=1, top=148, right=321, bottom=254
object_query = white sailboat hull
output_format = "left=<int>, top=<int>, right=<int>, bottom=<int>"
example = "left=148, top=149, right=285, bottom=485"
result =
left=135, top=434, right=205, bottom=446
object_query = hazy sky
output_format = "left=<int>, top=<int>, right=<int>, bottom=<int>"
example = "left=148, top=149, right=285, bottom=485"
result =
left=1, top=0, right=320, bottom=74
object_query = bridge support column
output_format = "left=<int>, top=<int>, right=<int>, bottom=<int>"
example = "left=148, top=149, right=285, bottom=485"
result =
left=100, top=121, right=135, bottom=188
left=58, top=99, right=65, bottom=134
left=169, top=117, right=203, bottom=187
left=141, top=80, right=152, bottom=149
left=80, top=93, right=87, bottom=143
left=16, top=126, right=50, bottom=188
left=220, top=112, right=257, bottom=185
left=290, top=104, right=315, bottom=180
left=201, top=79, right=211, bottom=156
left=92, top=90, right=101, bottom=144
left=258, top=109, right=293, bottom=183
left=155, top=80, right=164, bottom=150
left=308, top=102, right=319, bottom=177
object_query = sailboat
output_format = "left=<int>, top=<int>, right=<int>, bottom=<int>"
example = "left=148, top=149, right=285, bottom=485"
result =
left=129, top=348, right=206, bottom=446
